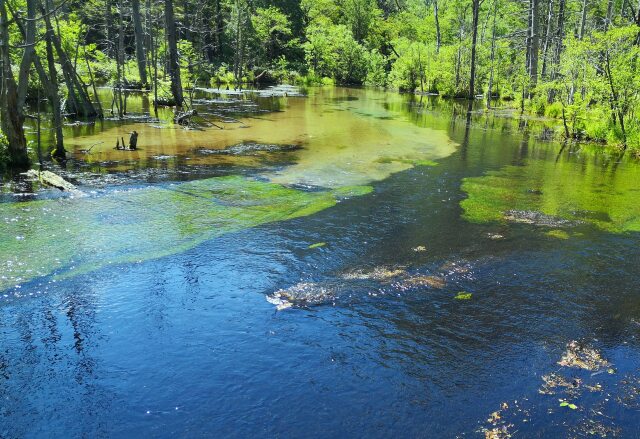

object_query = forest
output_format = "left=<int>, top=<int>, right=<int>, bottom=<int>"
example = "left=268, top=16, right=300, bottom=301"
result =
left=0, top=0, right=639, bottom=170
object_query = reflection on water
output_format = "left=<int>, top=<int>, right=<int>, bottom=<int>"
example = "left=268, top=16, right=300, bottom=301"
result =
left=1, top=87, right=639, bottom=437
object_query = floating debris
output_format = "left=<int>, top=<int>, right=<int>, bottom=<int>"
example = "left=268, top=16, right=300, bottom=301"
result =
left=454, top=291, right=472, bottom=300
left=308, top=242, right=326, bottom=249
left=486, top=233, right=505, bottom=240
left=559, top=400, right=578, bottom=410
left=558, top=341, right=610, bottom=371
left=482, top=402, right=514, bottom=439
left=539, top=373, right=582, bottom=396
left=616, top=375, right=640, bottom=409
left=412, top=245, right=427, bottom=252
left=484, top=426, right=512, bottom=439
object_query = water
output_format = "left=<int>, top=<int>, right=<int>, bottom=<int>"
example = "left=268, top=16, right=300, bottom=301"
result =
left=1, top=87, right=640, bottom=438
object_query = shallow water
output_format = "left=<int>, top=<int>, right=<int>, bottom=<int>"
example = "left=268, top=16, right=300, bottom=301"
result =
left=1, top=87, right=640, bottom=438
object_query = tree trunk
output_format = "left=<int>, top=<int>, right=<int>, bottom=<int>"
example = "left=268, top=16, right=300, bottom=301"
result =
left=541, top=0, right=554, bottom=78
left=42, top=0, right=100, bottom=119
left=132, top=0, right=148, bottom=86
left=43, top=21, right=65, bottom=157
left=529, top=0, right=540, bottom=94
left=165, top=0, right=183, bottom=107
left=433, top=0, right=441, bottom=54
left=579, top=0, right=588, bottom=39
left=469, top=0, right=481, bottom=99
left=487, top=0, right=498, bottom=108
left=0, top=0, right=29, bottom=168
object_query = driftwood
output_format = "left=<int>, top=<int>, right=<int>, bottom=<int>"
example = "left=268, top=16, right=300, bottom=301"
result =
left=174, top=109, right=197, bottom=125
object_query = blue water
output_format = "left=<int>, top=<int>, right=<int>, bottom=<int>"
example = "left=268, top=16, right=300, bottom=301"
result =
left=1, top=89, right=640, bottom=438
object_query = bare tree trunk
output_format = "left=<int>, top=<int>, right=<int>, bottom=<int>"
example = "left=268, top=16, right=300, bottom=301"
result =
left=579, top=0, right=588, bottom=39
left=165, top=0, right=183, bottom=107
left=487, top=0, right=498, bottom=108
left=469, top=0, right=481, bottom=99
left=132, top=0, right=148, bottom=87
left=16, top=0, right=36, bottom=110
left=529, top=0, right=540, bottom=94
left=541, top=0, right=554, bottom=78
left=433, top=0, right=441, bottom=53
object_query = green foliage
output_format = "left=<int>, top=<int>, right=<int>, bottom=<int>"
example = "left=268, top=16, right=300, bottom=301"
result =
left=303, top=24, right=368, bottom=84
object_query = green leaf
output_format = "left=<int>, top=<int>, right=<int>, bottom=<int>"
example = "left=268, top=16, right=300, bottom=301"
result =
left=308, top=242, right=327, bottom=249
left=454, top=292, right=472, bottom=300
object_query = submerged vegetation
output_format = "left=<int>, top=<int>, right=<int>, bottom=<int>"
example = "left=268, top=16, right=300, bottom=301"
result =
left=460, top=150, right=640, bottom=233
left=0, top=175, right=371, bottom=291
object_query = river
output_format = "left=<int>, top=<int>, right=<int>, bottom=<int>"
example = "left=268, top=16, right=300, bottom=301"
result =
left=0, top=86, right=639, bottom=437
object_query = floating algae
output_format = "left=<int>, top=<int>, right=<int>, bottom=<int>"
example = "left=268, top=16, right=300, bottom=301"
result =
left=0, top=176, right=372, bottom=292
left=461, top=155, right=640, bottom=233
left=558, top=340, right=610, bottom=371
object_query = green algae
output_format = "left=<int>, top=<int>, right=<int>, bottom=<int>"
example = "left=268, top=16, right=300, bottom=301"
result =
left=460, top=156, right=640, bottom=234
left=0, top=176, right=354, bottom=291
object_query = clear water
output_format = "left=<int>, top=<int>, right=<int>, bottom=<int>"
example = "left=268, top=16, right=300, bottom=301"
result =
left=1, top=87, right=639, bottom=438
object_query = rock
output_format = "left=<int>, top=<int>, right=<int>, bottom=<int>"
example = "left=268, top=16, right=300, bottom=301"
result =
left=23, top=170, right=81, bottom=194
left=341, top=266, right=405, bottom=281
left=266, top=282, right=337, bottom=309
left=400, top=275, right=446, bottom=289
